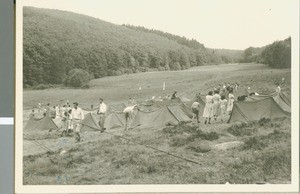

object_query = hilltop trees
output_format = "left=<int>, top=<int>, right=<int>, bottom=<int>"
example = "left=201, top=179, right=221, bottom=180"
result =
left=259, top=37, right=291, bottom=68
left=240, top=37, right=291, bottom=68
left=23, top=7, right=234, bottom=87
left=63, top=69, right=92, bottom=87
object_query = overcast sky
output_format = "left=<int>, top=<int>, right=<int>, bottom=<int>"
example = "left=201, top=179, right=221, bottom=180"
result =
left=21, top=0, right=298, bottom=50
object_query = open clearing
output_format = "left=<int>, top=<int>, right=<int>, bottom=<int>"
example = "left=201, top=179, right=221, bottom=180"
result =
left=23, top=63, right=291, bottom=184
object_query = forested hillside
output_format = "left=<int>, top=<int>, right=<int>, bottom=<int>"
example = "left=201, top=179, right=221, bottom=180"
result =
left=240, top=37, right=291, bottom=68
left=24, top=7, right=227, bottom=87
left=207, top=48, right=243, bottom=63
left=123, top=25, right=243, bottom=63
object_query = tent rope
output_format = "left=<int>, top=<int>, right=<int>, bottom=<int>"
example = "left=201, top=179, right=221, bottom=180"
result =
left=81, top=122, right=202, bottom=166
left=102, top=130, right=202, bottom=165
left=24, top=134, right=55, bottom=153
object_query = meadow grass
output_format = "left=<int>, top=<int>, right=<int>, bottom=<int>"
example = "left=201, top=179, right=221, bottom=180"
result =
left=23, top=63, right=291, bottom=184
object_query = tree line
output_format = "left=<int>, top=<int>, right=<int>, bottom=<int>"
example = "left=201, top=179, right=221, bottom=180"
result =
left=239, top=37, right=291, bottom=68
left=23, top=7, right=232, bottom=88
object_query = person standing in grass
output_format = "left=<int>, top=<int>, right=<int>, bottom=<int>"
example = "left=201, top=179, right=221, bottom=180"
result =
left=191, top=100, right=200, bottom=125
left=71, top=102, right=84, bottom=142
left=50, top=106, right=57, bottom=119
left=67, top=109, right=73, bottom=132
left=227, top=90, right=235, bottom=115
left=55, top=104, right=60, bottom=117
left=212, top=90, right=221, bottom=121
left=123, top=105, right=139, bottom=130
left=97, top=98, right=107, bottom=133
left=46, top=103, right=51, bottom=117
left=219, top=95, right=228, bottom=122
left=203, top=91, right=214, bottom=124
left=276, top=83, right=281, bottom=93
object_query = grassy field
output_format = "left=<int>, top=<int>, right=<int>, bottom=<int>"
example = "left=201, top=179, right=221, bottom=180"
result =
left=23, top=63, right=291, bottom=184
left=23, top=63, right=290, bottom=110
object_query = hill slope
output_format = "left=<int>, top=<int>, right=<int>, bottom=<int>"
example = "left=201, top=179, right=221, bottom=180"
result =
left=23, top=7, right=225, bottom=86
left=239, top=37, right=291, bottom=68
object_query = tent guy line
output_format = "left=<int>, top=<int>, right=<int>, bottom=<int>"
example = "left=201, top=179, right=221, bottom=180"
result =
left=24, top=134, right=55, bottom=153
left=81, top=123, right=203, bottom=166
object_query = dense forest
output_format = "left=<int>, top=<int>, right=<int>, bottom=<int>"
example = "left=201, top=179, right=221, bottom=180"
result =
left=239, top=37, right=291, bottom=68
left=23, top=7, right=230, bottom=87
left=24, top=7, right=290, bottom=88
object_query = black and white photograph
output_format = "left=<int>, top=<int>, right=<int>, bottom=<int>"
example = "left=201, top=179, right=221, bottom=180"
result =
left=15, top=0, right=299, bottom=193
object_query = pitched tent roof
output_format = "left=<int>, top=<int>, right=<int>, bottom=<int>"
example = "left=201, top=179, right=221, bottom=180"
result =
left=246, top=92, right=291, bottom=113
left=104, top=112, right=126, bottom=130
left=53, top=117, right=66, bottom=130
left=106, top=103, right=127, bottom=115
left=81, top=113, right=100, bottom=131
left=130, top=106, right=190, bottom=129
left=228, top=97, right=289, bottom=123
left=180, top=98, right=205, bottom=118
left=179, top=96, right=191, bottom=102
left=24, top=116, right=59, bottom=131
left=152, top=98, right=182, bottom=108
left=168, top=106, right=191, bottom=122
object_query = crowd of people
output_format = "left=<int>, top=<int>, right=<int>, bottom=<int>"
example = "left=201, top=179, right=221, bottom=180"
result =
left=27, top=78, right=286, bottom=141
left=191, top=82, right=237, bottom=125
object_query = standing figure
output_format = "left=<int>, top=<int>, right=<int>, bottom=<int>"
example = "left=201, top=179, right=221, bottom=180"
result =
left=50, top=106, right=57, bottom=119
left=191, top=100, right=200, bottom=124
left=276, top=83, right=281, bottom=93
left=123, top=105, right=139, bottom=130
left=212, top=90, right=221, bottom=121
left=46, top=103, right=51, bottom=117
left=203, top=91, right=214, bottom=124
left=55, top=105, right=60, bottom=117
left=71, top=102, right=84, bottom=142
left=97, top=98, right=107, bottom=132
left=67, top=109, right=73, bottom=132
left=219, top=95, right=228, bottom=122
left=60, top=105, right=67, bottom=117
left=227, top=90, right=235, bottom=115
left=38, top=102, right=42, bottom=113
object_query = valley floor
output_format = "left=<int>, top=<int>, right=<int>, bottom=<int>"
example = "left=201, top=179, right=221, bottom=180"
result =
left=22, top=63, right=292, bottom=184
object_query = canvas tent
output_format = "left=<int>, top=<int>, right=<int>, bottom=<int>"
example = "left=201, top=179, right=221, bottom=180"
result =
left=81, top=113, right=100, bottom=131
left=130, top=106, right=191, bottom=129
left=104, top=112, right=126, bottom=129
left=53, top=117, right=64, bottom=129
left=24, top=116, right=59, bottom=131
left=246, top=91, right=291, bottom=113
left=228, top=97, right=289, bottom=123
left=180, top=97, right=205, bottom=118
left=179, top=96, right=191, bottom=102
left=81, top=112, right=126, bottom=131
left=168, top=106, right=191, bottom=122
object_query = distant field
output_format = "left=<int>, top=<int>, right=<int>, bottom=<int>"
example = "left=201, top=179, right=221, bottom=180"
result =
left=23, top=63, right=291, bottom=185
left=23, top=63, right=290, bottom=110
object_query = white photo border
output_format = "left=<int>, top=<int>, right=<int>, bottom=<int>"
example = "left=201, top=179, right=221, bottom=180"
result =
left=15, top=0, right=299, bottom=193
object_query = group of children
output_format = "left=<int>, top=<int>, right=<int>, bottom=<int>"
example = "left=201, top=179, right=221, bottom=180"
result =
left=191, top=84, right=236, bottom=125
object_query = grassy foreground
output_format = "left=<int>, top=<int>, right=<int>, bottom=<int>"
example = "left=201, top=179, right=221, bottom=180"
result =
left=23, top=63, right=291, bottom=184
left=23, top=118, right=291, bottom=184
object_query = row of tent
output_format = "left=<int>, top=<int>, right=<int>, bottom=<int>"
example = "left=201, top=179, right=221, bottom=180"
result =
left=24, top=91, right=291, bottom=132
left=24, top=103, right=193, bottom=132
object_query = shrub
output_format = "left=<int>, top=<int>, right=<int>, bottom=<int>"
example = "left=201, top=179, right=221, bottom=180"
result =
left=124, top=68, right=133, bottom=74
left=187, top=144, right=211, bottom=153
left=32, top=84, right=52, bottom=90
left=226, top=122, right=257, bottom=136
left=81, top=84, right=90, bottom=89
left=63, top=69, right=91, bottom=88
left=158, top=66, right=165, bottom=71
left=243, top=136, right=267, bottom=150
